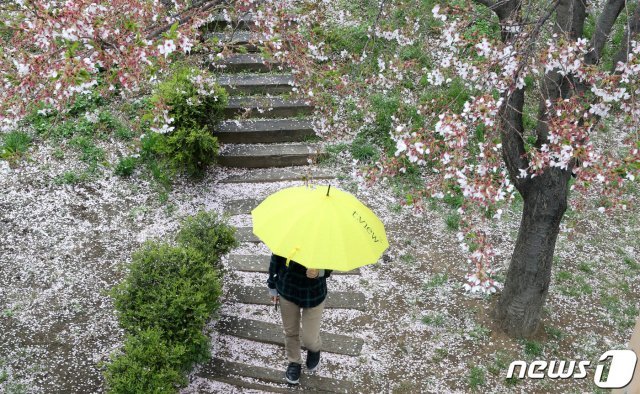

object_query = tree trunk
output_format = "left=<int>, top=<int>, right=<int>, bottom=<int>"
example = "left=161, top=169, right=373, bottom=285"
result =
left=495, top=169, right=571, bottom=337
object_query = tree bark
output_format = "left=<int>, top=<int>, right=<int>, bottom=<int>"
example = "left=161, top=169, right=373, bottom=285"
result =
left=554, top=0, right=586, bottom=39
left=585, top=0, right=626, bottom=65
left=495, top=169, right=572, bottom=337
left=536, top=0, right=589, bottom=146
left=488, top=0, right=578, bottom=337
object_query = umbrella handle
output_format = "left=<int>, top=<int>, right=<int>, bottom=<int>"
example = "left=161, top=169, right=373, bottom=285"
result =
left=285, top=247, right=300, bottom=267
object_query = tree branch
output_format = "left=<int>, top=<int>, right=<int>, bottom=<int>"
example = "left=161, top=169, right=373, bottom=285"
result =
left=534, top=0, right=585, bottom=150
left=585, top=0, right=626, bottom=65
left=496, top=0, right=560, bottom=187
left=500, top=87, right=529, bottom=191
left=611, top=1, right=640, bottom=71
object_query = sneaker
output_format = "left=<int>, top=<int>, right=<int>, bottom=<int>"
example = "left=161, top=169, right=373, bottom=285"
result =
left=306, top=350, right=321, bottom=372
left=285, top=362, right=301, bottom=384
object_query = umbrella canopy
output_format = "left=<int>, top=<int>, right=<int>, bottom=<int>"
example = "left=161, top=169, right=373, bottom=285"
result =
left=251, top=185, right=389, bottom=271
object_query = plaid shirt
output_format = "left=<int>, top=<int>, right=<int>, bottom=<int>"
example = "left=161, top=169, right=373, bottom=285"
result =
left=267, top=254, right=332, bottom=308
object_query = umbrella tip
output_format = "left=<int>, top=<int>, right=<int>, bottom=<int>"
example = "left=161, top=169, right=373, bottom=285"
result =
left=326, top=185, right=331, bottom=196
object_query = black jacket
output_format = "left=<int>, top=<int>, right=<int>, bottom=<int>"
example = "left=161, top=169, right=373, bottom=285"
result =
left=267, top=254, right=332, bottom=308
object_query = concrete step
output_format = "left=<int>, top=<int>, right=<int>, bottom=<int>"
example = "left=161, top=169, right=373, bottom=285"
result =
left=225, top=254, right=360, bottom=275
left=230, top=286, right=366, bottom=310
left=216, top=316, right=363, bottom=356
left=207, top=53, right=285, bottom=73
left=198, top=358, right=353, bottom=393
left=215, top=119, right=315, bottom=143
left=217, top=73, right=295, bottom=95
left=217, top=143, right=323, bottom=168
left=204, top=31, right=260, bottom=52
left=220, top=167, right=336, bottom=183
left=234, top=226, right=260, bottom=243
left=224, top=96, right=314, bottom=119
left=226, top=198, right=261, bottom=215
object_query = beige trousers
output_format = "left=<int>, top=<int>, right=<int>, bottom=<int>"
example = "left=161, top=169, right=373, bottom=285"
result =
left=279, top=297, right=325, bottom=364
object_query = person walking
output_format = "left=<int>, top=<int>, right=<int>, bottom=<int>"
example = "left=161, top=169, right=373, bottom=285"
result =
left=267, top=253, right=332, bottom=385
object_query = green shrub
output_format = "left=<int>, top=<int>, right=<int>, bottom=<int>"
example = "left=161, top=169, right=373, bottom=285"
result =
left=115, top=157, right=137, bottom=177
left=105, top=211, right=235, bottom=392
left=141, top=65, right=228, bottom=179
left=148, top=65, right=228, bottom=131
left=111, top=242, right=221, bottom=358
left=104, top=328, right=187, bottom=394
left=175, top=211, right=238, bottom=267
left=159, top=126, right=219, bottom=178
left=1, top=131, right=32, bottom=162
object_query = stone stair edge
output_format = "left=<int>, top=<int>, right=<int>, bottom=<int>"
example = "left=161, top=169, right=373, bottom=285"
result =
left=198, top=357, right=353, bottom=393
left=216, top=315, right=364, bottom=356
left=218, top=167, right=336, bottom=183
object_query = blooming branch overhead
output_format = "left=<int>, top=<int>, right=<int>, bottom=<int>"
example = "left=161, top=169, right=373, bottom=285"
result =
left=0, top=0, right=213, bottom=132
left=387, top=3, right=640, bottom=293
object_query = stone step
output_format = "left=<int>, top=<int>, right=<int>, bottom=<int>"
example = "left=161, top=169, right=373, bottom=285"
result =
left=204, top=31, right=260, bottom=52
left=198, top=358, right=353, bottom=393
left=218, top=144, right=323, bottom=168
left=224, top=96, right=314, bottom=119
left=230, top=286, right=366, bottom=310
left=226, top=199, right=260, bottom=215
left=220, top=168, right=336, bottom=183
left=217, top=73, right=295, bottom=95
left=215, top=119, right=316, bottom=144
left=199, top=374, right=292, bottom=393
left=207, top=53, right=286, bottom=73
left=216, top=316, right=363, bottom=356
left=225, top=254, right=361, bottom=275
left=234, top=226, right=260, bottom=243
left=217, top=73, right=295, bottom=94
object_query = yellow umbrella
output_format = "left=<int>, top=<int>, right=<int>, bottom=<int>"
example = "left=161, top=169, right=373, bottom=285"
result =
left=251, top=185, right=389, bottom=271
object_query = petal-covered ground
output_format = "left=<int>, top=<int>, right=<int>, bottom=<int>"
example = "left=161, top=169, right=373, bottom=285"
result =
left=1, top=136, right=638, bottom=393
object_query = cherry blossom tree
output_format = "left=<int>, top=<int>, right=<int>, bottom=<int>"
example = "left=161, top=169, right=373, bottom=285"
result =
left=386, top=0, right=640, bottom=337
left=0, top=0, right=222, bottom=132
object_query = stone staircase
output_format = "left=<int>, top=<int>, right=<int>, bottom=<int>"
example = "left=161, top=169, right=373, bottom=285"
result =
left=191, top=12, right=365, bottom=393
left=203, top=11, right=324, bottom=174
